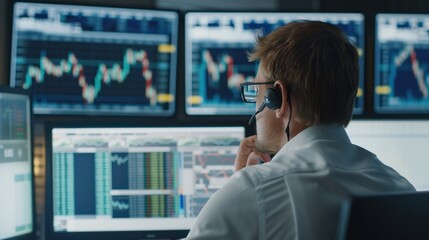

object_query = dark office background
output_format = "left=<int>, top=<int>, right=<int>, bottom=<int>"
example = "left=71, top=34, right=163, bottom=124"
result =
left=1, top=0, right=429, bottom=239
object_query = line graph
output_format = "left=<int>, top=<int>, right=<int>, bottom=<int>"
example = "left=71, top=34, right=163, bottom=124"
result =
left=24, top=48, right=156, bottom=105
left=111, top=152, right=179, bottom=191
left=112, top=200, right=130, bottom=210
left=129, top=138, right=176, bottom=147
left=200, top=137, right=241, bottom=147
left=111, top=154, right=129, bottom=166
left=111, top=195, right=179, bottom=218
left=74, top=139, right=107, bottom=148
left=111, top=153, right=129, bottom=190
left=111, top=196, right=130, bottom=218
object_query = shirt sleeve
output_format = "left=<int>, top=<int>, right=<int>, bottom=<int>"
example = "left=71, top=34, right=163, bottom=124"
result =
left=186, top=171, right=259, bottom=240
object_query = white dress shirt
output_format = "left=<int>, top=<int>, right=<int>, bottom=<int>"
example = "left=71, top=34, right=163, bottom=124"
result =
left=187, top=124, right=415, bottom=240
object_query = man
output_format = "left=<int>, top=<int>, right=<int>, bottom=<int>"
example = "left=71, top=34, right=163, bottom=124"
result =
left=187, top=21, right=415, bottom=240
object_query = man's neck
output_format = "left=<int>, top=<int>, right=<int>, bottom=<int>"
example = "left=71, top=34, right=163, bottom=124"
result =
left=289, top=119, right=310, bottom=140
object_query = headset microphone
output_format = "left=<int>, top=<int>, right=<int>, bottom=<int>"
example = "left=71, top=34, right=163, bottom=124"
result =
left=248, top=87, right=282, bottom=125
left=248, top=102, right=265, bottom=125
left=247, top=86, right=292, bottom=141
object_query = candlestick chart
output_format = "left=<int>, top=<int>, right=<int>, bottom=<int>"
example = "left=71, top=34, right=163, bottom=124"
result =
left=375, top=15, right=429, bottom=113
left=186, top=13, right=365, bottom=115
left=187, top=45, right=257, bottom=115
left=376, top=44, right=429, bottom=112
left=198, top=49, right=256, bottom=103
left=24, top=48, right=156, bottom=105
left=10, top=3, right=178, bottom=115
left=14, top=41, right=174, bottom=115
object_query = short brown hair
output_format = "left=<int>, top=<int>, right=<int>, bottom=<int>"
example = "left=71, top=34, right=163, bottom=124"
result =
left=248, top=20, right=359, bottom=127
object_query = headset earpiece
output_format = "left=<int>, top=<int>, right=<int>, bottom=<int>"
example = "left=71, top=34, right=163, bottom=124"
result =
left=264, top=87, right=282, bottom=110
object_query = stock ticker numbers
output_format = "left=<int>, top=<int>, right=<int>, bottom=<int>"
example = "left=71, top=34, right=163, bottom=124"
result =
left=51, top=127, right=244, bottom=232
left=0, top=97, right=27, bottom=140
left=0, top=93, right=29, bottom=164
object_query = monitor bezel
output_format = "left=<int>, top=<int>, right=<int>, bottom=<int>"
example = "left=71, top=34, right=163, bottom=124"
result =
left=373, top=13, right=429, bottom=115
left=9, top=0, right=179, bottom=117
left=0, top=86, right=36, bottom=240
left=44, top=120, right=248, bottom=240
left=183, top=11, right=366, bottom=116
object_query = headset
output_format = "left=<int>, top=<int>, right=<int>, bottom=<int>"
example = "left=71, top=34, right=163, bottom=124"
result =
left=248, top=86, right=289, bottom=126
left=248, top=86, right=292, bottom=140
left=263, top=87, right=282, bottom=110
left=263, top=86, right=292, bottom=141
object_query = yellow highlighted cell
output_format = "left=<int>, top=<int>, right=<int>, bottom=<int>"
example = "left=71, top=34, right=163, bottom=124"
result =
left=157, top=94, right=174, bottom=103
left=187, top=96, right=202, bottom=104
left=158, top=44, right=176, bottom=53
left=375, top=86, right=391, bottom=95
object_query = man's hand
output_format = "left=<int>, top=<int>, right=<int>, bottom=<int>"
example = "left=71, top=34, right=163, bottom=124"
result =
left=235, top=135, right=271, bottom=171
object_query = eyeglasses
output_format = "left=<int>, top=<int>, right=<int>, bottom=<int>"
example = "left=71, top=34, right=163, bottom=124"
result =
left=240, top=81, right=275, bottom=103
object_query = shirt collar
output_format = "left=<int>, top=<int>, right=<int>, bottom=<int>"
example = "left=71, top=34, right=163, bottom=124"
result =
left=273, top=123, right=350, bottom=161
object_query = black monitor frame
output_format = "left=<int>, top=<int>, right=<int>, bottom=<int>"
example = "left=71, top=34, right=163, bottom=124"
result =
left=373, top=13, right=429, bottom=115
left=44, top=120, right=248, bottom=240
left=0, top=86, right=36, bottom=240
left=184, top=11, right=366, bottom=116
left=9, top=0, right=179, bottom=117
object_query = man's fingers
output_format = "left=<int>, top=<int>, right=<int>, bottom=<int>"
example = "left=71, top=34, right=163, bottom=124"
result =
left=246, top=152, right=261, bottom=167
left=235, top=136, right=257, bottom=171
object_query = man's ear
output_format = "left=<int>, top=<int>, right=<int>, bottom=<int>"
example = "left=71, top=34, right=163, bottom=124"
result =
left=274, top=81, right=290, bottom=118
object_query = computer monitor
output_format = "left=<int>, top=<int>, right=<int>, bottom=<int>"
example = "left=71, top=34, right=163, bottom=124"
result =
left=44, top=124, right=245, bottom=239
left=375, top=14, right=429, bottom=113
left=346, top=120, right=429, bottom=191
left=0, top=87, right=35, bottom=240
left=10, top=2, right=178, bottom=116
left=185, top=12, right=364, bottom=115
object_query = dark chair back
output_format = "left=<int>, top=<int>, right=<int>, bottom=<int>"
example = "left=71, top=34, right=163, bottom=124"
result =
left=336, top=191, right=429, bottom=240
